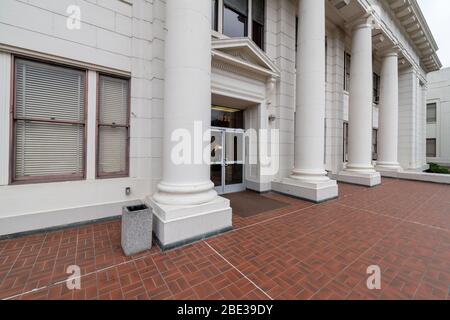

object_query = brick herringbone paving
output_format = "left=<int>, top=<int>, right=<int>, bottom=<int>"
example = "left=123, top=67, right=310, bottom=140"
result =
left=0, top=178, right=449, bottom=300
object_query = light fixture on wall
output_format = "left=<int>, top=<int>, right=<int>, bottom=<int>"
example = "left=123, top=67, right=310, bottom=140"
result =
left=268, top=115, right=276, bottom=123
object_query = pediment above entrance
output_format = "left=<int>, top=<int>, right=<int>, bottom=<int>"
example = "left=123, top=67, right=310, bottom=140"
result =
left=212, top=38, right=280, bottom=79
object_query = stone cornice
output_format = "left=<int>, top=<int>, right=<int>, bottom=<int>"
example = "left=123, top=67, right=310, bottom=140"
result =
left=377, top=0, right=441, bottom=72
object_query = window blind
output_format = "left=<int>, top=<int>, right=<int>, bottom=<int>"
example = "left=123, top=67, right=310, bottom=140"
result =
left=97, top=75, right=129, bottom=177
left=14, top=59, right=85, bottom=180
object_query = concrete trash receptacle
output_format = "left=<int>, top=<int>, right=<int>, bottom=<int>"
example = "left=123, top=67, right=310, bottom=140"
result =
left=121, top=203, right=152, bottom=256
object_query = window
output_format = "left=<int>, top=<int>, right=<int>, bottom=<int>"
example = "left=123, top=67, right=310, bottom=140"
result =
left=343, top=122, right=349, bottom=162
left=97, top=75, right=130, bottom=178
left=212, top=0, right=218, bottom=31
left=344, top=52, right=351, bottom=91
left=372, top=129, right=378, bottom=161
left=211, top=106, right=244, bottom=129
left=12, top=58, right=86, bottom=183
left=252, top=0, right=265, bottom=49
left=216, top=1, right=265, bottom=50
left=373, top=73, right=380, bottom=104
left=426, top=139, right=437, bottom=158
left=427, top=103, right=437, bottom=123
left=325, top=37, right=328, bottom=82
left=223, top=0, right=248, bottom=38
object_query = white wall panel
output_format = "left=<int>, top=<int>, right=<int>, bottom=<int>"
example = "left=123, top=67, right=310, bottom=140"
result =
left=0, top=52, right=11, bottom=186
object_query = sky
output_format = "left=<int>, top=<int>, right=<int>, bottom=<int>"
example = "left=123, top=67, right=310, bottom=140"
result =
left=417, top=0, right=450, bottom=68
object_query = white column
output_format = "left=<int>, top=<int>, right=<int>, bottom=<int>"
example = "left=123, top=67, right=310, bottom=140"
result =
left=292, top=0, right=328, bottom=182
left=154, top=0, right=215, bottom=206
left=338, top=19, right=381, bottom=186
left=272, top=0, right=338, bottom=202
left=148, top=0, right=231, bottom=250
left=376, top=50, right=401, bottom=172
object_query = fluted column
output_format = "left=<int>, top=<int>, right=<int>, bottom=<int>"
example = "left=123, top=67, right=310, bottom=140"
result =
left=377, top=50, right=401, bottom=171
left=339, top=19, right=381, bottom=186
left=153, top=0, right=217, bottom=206
left=272, top=0, right=338, bottom=202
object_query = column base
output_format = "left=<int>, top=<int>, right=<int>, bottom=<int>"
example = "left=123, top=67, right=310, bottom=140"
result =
left=246, top=180, right=272, bottom=193
left=337, top=170, right=381, bottom=187
left=375, top=163, right=402, bottom=178
left=146, top=196, right=232, bottom=251
left=272, top=178, right=338, bottom=203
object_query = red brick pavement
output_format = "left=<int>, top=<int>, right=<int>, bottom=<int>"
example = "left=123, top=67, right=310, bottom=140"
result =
left=0, top=178, right=449, bottom=300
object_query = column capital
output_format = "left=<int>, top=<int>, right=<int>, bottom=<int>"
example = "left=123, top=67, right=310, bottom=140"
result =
left=345, top=12, right=379, bottom=31
left=379, top=46, right=400, bottom=58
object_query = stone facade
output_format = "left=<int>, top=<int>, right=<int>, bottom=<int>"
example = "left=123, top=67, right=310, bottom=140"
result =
left=0, top=0, right=442, bottom=246
left=427, top=67, right=450, bottom=167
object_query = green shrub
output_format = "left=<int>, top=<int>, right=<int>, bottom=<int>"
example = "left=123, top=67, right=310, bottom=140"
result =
left=426, top=163, right=450, bottom=174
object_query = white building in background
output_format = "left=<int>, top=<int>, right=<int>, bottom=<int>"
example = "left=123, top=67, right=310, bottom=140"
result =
left=0, top=0, right=443, bottom=249
left=426, top=68, right=450, bottom=167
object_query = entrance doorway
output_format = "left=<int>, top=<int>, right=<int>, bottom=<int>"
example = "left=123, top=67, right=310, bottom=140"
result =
left=211, top=128, right=245, bottom=195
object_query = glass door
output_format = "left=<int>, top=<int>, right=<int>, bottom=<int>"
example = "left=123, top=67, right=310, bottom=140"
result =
left=211, top=129, right=224, bottom=194
left=211, top=128, right=245, bottom=194
left=224, top=129, right=245, bottom=194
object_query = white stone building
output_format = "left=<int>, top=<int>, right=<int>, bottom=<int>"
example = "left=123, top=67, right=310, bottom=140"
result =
left=426, top=67, right=450, bottom=167
left=0, top=0, right=442, bottom=249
